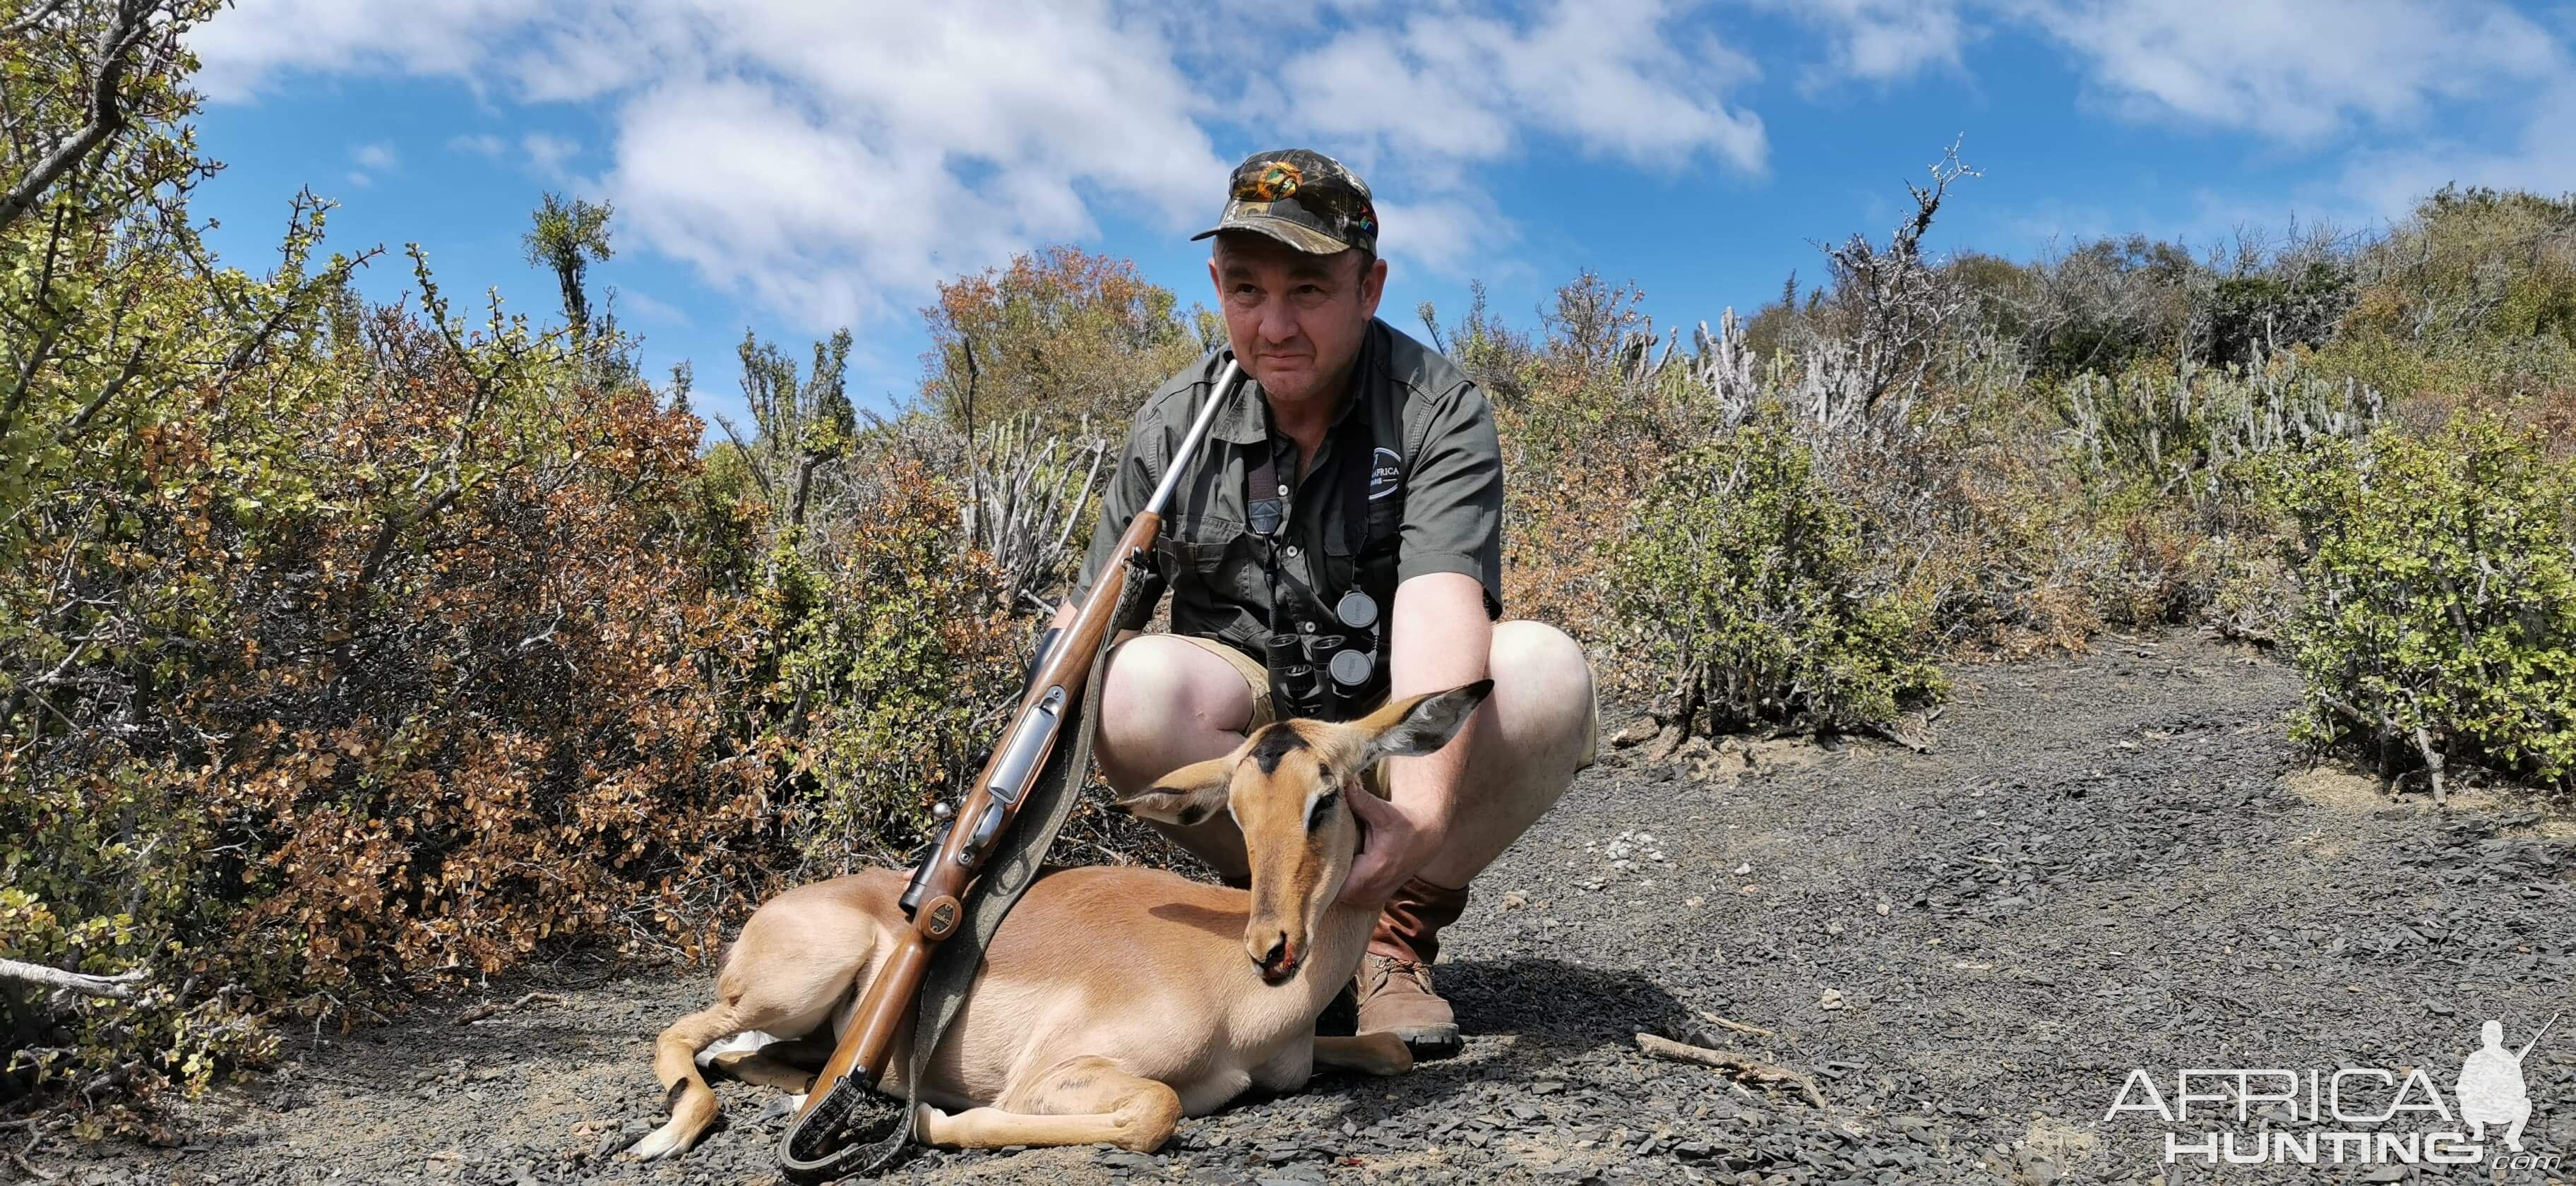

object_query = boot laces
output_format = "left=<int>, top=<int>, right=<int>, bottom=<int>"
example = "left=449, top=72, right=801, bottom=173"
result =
left=1368, top=954, right=1435, bottom=995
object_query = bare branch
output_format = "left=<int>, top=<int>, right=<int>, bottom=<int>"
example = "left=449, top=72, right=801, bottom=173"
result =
left=0, top=0, right=165, bottom=235
left=53, top=337, right=149, bottom=443
left=1634, top=1033, right=1825, bottom=1107
left=0, top=0, right=75, bottom=42
left=710, top=413, right=775, bottom=503
left=0, top=957, right=144, bottom=1000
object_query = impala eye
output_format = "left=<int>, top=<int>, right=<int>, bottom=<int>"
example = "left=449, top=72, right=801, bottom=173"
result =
left=1307, top=787, right=1340, bottom=830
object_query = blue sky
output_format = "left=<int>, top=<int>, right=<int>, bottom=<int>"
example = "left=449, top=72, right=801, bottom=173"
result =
left=177, top=1, right=2576, bottom=429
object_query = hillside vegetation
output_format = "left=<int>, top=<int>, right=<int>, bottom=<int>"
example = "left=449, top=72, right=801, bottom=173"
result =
left=5, top=0, right=2572, bottom=1133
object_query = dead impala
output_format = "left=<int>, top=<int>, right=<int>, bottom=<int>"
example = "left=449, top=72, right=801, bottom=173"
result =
left=629, top=679, right=1493, bottom=1159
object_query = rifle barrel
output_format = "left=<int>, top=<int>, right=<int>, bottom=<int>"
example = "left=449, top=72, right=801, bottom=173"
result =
left=1144, top=360, right=1243, bottom=517
left=2517, top=1010, right=2560, bottom=1061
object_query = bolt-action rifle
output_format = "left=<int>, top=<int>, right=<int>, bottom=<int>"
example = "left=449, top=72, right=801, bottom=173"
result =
left=777, top=360, right=1246, bottom=1180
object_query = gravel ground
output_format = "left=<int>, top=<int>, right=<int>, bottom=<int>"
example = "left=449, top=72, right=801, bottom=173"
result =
left=40, top=628, right=2576, bottom=1185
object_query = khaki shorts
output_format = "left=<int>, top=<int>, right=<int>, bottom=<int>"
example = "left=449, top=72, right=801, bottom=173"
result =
left=1170, top=633, right=1288, bottom=729
left=1172, top=633, right=1397, bottom=797
left=1170, top=630, right=1601, bottom=772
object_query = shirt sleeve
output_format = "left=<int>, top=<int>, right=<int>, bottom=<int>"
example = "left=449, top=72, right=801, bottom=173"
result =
left=1397, top=381, right=1505, bottom=619
left=1066, top=400, right=1167, bottom=610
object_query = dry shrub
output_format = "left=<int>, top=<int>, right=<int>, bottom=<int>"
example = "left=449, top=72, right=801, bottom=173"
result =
left=918, top=245, right=1211, bottom=438
left=4, top=299, right=783, bottom=1128
left=1613, top=409, right=1945, bottom=738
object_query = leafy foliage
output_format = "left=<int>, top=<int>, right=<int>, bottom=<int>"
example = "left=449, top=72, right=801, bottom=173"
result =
left=0, top=0, right=1031, bottom=1130
left=1612, top=412, right=1945, bottom=737
left=2259, top=415, right=2576, bottom=791
left=918, top=245, right=1208, bottom=438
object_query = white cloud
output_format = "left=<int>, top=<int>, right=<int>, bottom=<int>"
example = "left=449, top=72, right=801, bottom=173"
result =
left=1374, top=196, right=1509, bottom=277
left=1751, top=0, right=1969, bottom=88
left=185, top=0, right=550, bottom=102
left=2001, top=0, right=2560, bottom=143
left=185, top=0, right=1769, bottom=330
left=1277, top=0, right=1768, bottom=176
left=448, top=133, right=506, bottom=158
left=521, top=131, right=580, bottom=176
left=351, top=141, right=398, bottom=171
left=1770, top=0, right=2564, bottom=149
left=2330, top=78, right=2576, bottom=223
left=343, top=169, right=371, bottom=189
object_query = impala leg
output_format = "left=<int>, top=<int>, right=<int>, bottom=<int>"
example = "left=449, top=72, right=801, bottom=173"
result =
left=705, top=1045, right=821, bottom=1095
left=1314, top=1033, right=1412, bottom=1076
left=631, top=941, right=872, bottom=1161
left=629, top=1003, right=749, bottom=1161
left=913, top=1055, right=1183, bottom=1154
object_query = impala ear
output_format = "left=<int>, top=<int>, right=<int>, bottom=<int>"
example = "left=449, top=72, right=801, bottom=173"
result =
left=1114, top=755, right=1234, bottom=827
left=1356, top=679, right=1494, bottom=767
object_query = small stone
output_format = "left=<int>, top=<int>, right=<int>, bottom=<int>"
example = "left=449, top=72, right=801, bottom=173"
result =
left=1820, top=989, right=1846, bottom=1011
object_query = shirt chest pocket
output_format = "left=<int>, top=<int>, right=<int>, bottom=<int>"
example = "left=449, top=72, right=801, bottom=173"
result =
left=1154, top=516, right=1256, bottom=595
left=1325, top=496, right=1406, bottom=562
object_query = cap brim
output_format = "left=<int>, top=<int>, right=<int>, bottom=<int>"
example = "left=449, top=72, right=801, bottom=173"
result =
left=1190, top=214, right=1352, bottom=255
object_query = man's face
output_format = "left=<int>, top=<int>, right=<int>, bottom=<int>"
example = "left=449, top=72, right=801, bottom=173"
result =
left=1208, top=232, right=1387, bottom=410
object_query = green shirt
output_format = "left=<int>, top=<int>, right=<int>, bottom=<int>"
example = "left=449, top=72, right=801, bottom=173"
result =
left=1069, top=318, right=1504, bottom=659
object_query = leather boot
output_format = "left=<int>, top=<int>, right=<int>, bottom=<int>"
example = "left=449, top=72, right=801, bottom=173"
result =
left=1354, top=876, right=1470, bottom=1057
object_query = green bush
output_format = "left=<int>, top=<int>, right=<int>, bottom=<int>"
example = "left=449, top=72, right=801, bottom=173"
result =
left=766, top=454, right=1022, bottom=865
left=1613, top=410, right=1946, bottom=736
left=2258, top=414, right=2576, bottom=791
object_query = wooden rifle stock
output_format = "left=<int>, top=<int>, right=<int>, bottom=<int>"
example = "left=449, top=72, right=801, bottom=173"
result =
left=792, top=359, right=1242, bottom=1135
left=794, top=508, right=1161, bottom=1113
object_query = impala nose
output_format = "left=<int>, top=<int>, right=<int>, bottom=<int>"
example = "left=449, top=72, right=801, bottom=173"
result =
left=1251, top=934, right=1299, bottom=981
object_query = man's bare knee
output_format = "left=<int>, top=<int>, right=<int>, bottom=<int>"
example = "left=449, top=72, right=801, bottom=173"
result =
left=1489, top=621, right=1595, bottom=730
left=1095, top=635, right=1257, bottom=793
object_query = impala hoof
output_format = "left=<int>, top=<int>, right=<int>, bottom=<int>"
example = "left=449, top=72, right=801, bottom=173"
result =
left=625, top=1118, right=690, bottom=1161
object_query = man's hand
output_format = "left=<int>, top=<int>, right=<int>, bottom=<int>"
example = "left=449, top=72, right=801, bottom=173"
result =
left=1338, top=779, right=1441, bottom=906
left=1338, top=571, right=1490, bottom=906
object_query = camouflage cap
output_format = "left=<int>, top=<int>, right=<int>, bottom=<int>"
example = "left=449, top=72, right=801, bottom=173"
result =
left=1191, top=148, right=1378, bottom=256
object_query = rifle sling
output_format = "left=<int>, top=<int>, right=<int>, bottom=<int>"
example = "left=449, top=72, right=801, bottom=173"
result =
left=837, top=551, right=1153, bottom=1178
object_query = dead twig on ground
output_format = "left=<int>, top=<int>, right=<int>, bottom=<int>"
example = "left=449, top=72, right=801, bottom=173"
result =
left=11, top=1149, right=60, bottom=1182
left=1635, top=1032, right=1826, bottom=1107
left=453, top=991, right=563, bottom=1025
left=1695, top=1010, right=1776, bottom=1038
left=0, top=957, right=144, bottom=1000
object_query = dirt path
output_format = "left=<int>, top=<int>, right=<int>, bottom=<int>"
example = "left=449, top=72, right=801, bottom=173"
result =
left=44, top=629, right=2576, bottom=1185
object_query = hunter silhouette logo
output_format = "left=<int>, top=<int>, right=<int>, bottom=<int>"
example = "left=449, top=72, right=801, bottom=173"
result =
left=2457, top=1014, right=2556, bottom=1153
left=2107, top=1011, right=2562, bottom=1170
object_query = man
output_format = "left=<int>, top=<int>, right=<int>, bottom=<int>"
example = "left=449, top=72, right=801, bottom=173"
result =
left=1046, top=148, right=1599, bottom=1056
